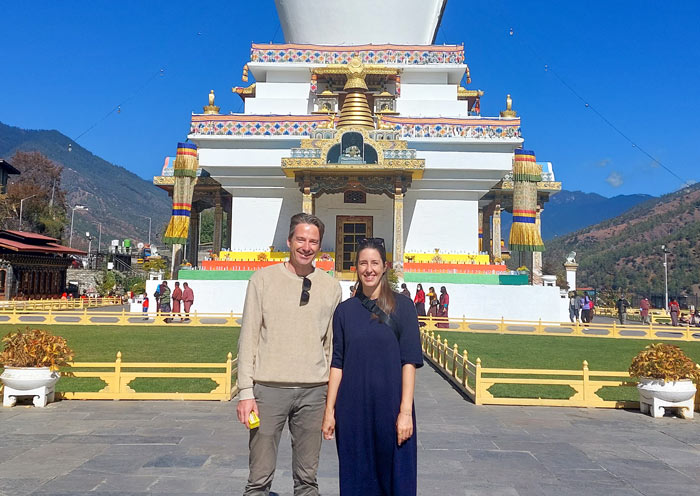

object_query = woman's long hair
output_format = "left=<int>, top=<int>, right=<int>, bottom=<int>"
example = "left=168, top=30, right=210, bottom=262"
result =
left=355, top=239, right=396, bottom=316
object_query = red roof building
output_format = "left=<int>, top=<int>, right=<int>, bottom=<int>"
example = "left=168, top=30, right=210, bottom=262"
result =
left=0, top=230, right=86, bottom=300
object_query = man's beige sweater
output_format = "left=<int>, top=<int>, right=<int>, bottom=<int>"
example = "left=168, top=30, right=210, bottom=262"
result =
left=237, top=263, right=342, bottom=401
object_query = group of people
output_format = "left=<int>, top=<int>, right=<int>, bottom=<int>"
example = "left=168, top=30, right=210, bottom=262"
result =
left=402, top=283, right=450, bottom=328
left=146, top=281, right=194, bottom=322
left=237, top=213, right=423, bottom=495
left=567, top=291, right=595, bottom=323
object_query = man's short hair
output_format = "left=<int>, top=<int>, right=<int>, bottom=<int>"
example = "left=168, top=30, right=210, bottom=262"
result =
left=288, top=213, right=325, bottom=241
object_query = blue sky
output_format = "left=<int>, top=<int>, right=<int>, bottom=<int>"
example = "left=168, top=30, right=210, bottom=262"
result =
left=3, top=1, right=699, bottom=197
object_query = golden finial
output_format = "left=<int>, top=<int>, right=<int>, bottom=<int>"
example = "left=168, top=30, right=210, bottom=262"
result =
left=242, top=64, right=249, bottom=82
left=500, top=94, right=517, bottom=118
left=203, top=90, right=220, bottom=114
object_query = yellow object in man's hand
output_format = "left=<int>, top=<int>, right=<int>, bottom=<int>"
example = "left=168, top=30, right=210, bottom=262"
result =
left=248, top=411, right=260, bottom=429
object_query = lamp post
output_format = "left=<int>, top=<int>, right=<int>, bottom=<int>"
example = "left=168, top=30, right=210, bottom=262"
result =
left=69, top=205, right=88, bottom=248
left=97, top=223, right=102, bottom=254
left=18, top=194, right=39, bottom=231
left=137, top=215, right=152, bottom=245
left=662, top=244, right=670, bottom=311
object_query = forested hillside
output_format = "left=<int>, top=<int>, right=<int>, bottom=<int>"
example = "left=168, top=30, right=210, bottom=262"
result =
left=544, top=182, right=700, bottom=298
left=0, top=121, right=170, bottom=250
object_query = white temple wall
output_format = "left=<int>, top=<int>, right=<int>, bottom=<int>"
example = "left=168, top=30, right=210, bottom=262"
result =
left=404, top=196, right=478, bottom=254
left=229, top=187, right=303, bottom=251
left=145, top=280, right=563, bottom=322
left=397, top=81, right=467, bottom=117
left=245, top=98, right=309, bottom=115
left=314, top=192, right=394, bottom=254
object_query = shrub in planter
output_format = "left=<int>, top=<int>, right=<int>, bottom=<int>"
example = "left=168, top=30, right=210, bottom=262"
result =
left=629, top=343, right=700, bottom=419
left=1, top=328, right=74, bottom=407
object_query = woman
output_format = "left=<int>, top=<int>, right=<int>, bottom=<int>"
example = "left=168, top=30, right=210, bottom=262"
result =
left=437, top=286, right=449, bottom=328
left=323, top=238, right=423, bottom=495
left=427, top=286, right=439, bottom=318
left=414, top=283, right=426, bottom=321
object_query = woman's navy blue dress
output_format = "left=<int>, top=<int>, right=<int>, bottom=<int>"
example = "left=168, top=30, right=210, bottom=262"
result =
left=331, top=294, right=424, bottom=495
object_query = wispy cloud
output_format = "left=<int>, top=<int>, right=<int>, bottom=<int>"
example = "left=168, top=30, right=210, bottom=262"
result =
left=606, top=171, right=624, bottom=188
left=682, top=179, right=697, bottom=188
left=597, top=158, right=611, bottom=167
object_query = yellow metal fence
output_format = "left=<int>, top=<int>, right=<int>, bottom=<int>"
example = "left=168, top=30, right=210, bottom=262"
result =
left=421, top=330, right=700, bottom=411
left=61, top=352, right=238, bottom=401
left=418, top=314, right=700, bottom=341
left=0, top=309, right=241, bottom=327
left=0, top=297, right=122, bottom=312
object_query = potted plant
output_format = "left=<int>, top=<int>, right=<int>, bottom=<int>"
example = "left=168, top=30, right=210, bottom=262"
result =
left=0, top=327, right=74, bottom=407
left=629, top=343, right=700, bottom=419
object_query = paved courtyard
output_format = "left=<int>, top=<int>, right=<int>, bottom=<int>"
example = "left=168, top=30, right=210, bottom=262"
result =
left=2, top=363, right=700, bottom=495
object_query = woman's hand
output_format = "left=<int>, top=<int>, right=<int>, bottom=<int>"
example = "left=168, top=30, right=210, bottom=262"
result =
left=322, top=408, right=336, bottom=440
left=396, top=411, right=413, bottom=445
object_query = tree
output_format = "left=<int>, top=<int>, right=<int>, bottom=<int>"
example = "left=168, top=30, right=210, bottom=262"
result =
left=4, top=151, right=67, bottom=238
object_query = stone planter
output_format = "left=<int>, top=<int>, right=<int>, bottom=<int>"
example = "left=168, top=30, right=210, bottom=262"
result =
left=638, top=377, right=696, bottom=419
left=1, top=367, right=60, bottom=407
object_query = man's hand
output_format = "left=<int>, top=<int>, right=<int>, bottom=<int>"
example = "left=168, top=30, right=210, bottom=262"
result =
left=237, top=398, right=258, bottom=428
left=396, top=411, right=413, bottom=445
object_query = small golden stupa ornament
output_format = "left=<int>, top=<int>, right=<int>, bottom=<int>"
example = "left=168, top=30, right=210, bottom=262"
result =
left=203, top=90, right=220, bottom=115
left=500, top=94, right=517, bottom=118
left=337, top=58, right=374, bottom=129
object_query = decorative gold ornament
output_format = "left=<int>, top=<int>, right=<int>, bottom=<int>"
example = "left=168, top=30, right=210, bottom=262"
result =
left=500, top=94, right=517, bottom=118
left=203, top=90, right=220, bottom=114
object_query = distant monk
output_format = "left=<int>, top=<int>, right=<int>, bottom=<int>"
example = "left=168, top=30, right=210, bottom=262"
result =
left=182, top=282, right=194, bottom=322
left=172, top=282, right=183, bottom=321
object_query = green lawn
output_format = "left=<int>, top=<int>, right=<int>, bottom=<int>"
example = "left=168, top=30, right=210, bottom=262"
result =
left=431, top=332, right=700, bottom=401
left=0, top=325, right=239, bottom=394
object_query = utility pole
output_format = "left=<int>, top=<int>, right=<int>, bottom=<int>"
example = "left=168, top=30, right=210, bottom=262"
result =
left=662, top=244, right=670, bottom=311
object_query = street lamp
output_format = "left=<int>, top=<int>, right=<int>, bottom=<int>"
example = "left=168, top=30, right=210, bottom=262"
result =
left=138, top=215, right=152, bottom=245
left=97, top=223, right=102, bottom=254
left=69, top=205, right=88, bottom=248
left=662, top=244, right=670, bottom=311
left=18, top=194, right=39, bottom=231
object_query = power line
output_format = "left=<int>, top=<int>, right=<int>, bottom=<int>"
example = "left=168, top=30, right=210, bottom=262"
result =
left=506, top=27, right=686, bottom=185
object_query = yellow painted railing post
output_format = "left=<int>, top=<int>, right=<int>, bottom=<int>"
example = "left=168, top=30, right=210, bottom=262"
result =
left=461, top=315, right=466, bottom=332
left=582, top=360, right=589, bottom=405
left=648, top=321, right=654, bottom=339
left=611, top=321, right=617, bottom=338
left=452, top=344, right=459, bottom=378
left=462, top=349, right=468, bottom=387
left=83, top=306, right=88, bottom=325
left=225, top=352, right=233, bottom=401
left=443, top=338, right=448, bottom=370
left=686, top=324, right=691, bottom=341
left=537, top=318, right=543, bottom=334
left=436, top=334, right=441, bottom=362
left=47, top=305, right=53, bottom=325
left=499, top=317, right=505, bottom=334
left=114, top=351, right=122, bottom=398
left=474, top=358, right=483, bottom=405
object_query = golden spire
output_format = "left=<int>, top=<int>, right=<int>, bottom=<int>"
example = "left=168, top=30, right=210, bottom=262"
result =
left=203, top=90, right=220, bottom=114
left=336, top=58, right=374, bottom=129
left=500, top=94, right=517, bottom=118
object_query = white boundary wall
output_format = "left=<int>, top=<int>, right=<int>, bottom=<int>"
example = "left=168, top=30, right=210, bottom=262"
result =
left=146, top=278, right=568, bottom=323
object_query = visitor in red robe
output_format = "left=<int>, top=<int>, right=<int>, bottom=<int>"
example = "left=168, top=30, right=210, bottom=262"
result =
left=437, top=286, right=450, bottom=328
left=172, top=281, right=183, bottom=321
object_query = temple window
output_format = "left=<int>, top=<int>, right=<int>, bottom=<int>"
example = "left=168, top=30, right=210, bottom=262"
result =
left=344, top=191, right=366, bottom=204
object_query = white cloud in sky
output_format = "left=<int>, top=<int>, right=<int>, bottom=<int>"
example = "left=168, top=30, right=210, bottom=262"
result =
left=606, top=171, right=624, bottom=188
left=597, top=158, right=611, bottom=167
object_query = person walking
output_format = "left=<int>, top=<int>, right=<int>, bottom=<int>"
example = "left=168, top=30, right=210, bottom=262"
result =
left=237, top=213, right=342, bottom=496
left=400, top=283, right=411, bottom=300
left=437, top=286, right=450, bottom=329
left=182, top=282, right=194, bottom=322
left=616, top=295, right=630, bottom=325
left=322, top=237, right=423, bottom=495
left=414, top=283, right=426, bottom=326
left=427, top=286, right=439, bottom=319
left=568, top=292, right=577, bottom=323
left=640, top=297, right=651, bottom=324
left=172, top=282, right=183, bottom=322
left=669, top=298, right=681, bottom=326
left=159, top=281, right=171, bottom=323
left=142, top=295, right=149, bottom=320
left=154, top=283, right=162, bottom=313
left=581, top=292, right=592, bottom=323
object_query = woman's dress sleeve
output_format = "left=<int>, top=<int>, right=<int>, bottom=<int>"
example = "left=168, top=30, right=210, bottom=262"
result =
left=397, top=299, right=424, bottom=368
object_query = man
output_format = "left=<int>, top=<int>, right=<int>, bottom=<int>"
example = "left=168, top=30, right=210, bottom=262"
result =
left=182, top=282, right=194, bottom=322
left=159, top=281, right=171, bottom=323
left=616, top=295, right=630, bottom=325
left=172, top=281, right=183, bottom=322
left=574, top=292, right=582, bottom=322
left=237, top=213, right=342, bottom=496
left=640, top=297, right=651, bottom=324
left=669, top=298, right=681, bottom=327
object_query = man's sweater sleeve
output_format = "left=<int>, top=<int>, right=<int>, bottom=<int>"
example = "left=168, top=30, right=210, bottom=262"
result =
left=237, top=276, right=263, bottom=401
